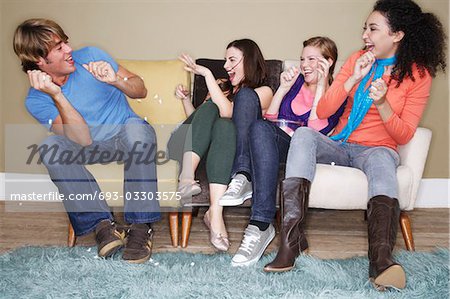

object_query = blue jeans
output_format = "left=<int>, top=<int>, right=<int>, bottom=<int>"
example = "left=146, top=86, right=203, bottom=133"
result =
left=40, top=117, right=161, bottom=236
left=286, top=127, right=400, bottom=198
left=231, top=87, right=262, bottom=175
left=249, top=120, right=291, bottom=223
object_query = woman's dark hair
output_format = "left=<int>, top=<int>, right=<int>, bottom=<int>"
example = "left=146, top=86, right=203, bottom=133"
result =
left=373, top=0, right=446, bottom=84
left=226, top=38, right=267, bottom=89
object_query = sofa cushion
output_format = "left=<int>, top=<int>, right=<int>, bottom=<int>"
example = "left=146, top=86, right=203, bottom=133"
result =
left=309, top=164, right=413, bottom=210
left=184, top=162, right=413, bottom=211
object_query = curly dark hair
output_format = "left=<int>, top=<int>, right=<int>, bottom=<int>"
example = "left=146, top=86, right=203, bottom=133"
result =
left=373, top=0, right=447, bottom=84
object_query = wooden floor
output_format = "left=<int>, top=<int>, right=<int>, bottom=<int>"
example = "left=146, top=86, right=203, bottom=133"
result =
left=1, top=201, right=448, bottom=259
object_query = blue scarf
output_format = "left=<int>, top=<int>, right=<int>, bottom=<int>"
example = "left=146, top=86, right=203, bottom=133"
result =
left=330, top=56, right=397, bottom=143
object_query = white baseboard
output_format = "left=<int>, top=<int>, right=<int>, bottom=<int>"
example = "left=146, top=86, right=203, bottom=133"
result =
left=1, top=172, right=58, bottom=200
left=0, top=172, right=448, bottom=208
left=415, top=178, right=449, bottom=208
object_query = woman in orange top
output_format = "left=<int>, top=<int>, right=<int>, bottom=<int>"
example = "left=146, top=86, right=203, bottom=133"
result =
left=264, top=0, right=446, bottom=291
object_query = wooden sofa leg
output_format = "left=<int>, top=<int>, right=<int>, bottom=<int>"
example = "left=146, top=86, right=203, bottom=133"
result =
left=169, top=212, right=179, bottom=247
left=400, top=211, right=415, bottom=251
left=181, top=212, right=192, bottom=248
left=68, top=222, right=76, bottom=247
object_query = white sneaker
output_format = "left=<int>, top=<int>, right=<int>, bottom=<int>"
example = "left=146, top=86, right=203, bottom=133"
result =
left=231, top=224, right=275, bottom=267
left=219, top=174, right=252, bottom=206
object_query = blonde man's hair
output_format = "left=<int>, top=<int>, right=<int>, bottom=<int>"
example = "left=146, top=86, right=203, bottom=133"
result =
left=13, top=18, right=68, bottom=72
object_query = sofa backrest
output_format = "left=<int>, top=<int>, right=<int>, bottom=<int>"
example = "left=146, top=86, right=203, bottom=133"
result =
left=118, top=59, right=190, bottom=125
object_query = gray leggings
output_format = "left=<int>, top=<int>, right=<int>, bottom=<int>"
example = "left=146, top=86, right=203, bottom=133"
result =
left=285, top=127, right=400, bottom=199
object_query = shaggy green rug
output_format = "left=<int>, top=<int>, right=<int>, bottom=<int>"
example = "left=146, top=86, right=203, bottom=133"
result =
left=0, top=247, right=448, bottom=298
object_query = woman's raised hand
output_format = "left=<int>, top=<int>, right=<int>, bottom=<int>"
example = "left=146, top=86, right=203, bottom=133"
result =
left=179, top=53, right=210, bottom=77
left=369, top=78, right=388, bottom=105
left=175, top=84, right=190, bottom=100
left=280, top=66, right=300, bottom=90
left=352, top=51, right=375, bottom=82
left=316, top=57, right=331, bottom=87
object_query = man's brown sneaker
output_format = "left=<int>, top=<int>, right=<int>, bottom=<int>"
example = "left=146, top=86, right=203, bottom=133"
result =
left=122, top=224, right=154, bottom=264
left=95, top=220, right=125, bottom=258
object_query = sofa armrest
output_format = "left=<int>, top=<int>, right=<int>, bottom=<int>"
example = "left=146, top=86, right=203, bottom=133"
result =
left=397, top=127, right=432, bottom=204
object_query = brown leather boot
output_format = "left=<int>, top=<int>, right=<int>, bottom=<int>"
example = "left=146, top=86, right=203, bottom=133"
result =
left=264, top=177, right=310, bottom=272
left=367, top=195, right=406, bottom=290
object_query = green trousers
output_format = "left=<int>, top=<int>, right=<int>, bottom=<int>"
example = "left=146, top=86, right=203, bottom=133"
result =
left=168, top=101, right=236, bottom=185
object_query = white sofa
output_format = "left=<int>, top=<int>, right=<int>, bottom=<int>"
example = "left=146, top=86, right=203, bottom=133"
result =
left=309, top=128, right=431, bottom=211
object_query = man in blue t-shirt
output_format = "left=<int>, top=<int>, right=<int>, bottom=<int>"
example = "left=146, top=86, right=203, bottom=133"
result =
left=13, top=18, right=160, bottom=263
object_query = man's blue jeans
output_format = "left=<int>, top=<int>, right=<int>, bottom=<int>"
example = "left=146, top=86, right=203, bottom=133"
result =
left=39, top=117, right=161, bottom=236
left=286, top=127, right=400, bottom=199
